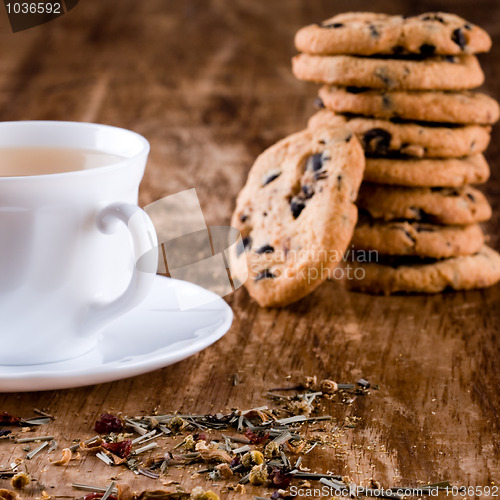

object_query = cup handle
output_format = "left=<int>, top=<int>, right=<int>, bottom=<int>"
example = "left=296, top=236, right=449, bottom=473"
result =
left=84, top=202, right=158, bottom=331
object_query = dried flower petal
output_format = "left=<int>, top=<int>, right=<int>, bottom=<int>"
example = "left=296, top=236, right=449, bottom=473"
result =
left=269, top=466, right=293, bottom=489
left=265, top=441, right=281, bottom=458
left=190, top=487, right=220, bottom=500
left=215, top=463, right=233, bottom=478
left=117, top=485, right=134, bottom=500
left=136, top=491, right=190, bottom=499
left=82, top=495, right=118, bottom=500
left=286, top=400, right=312, bottom=417
left=320, top=379, right=338, bottom=394
left=52, top=448, right=73, bottom=466
left=198, top=448, right=232, bottom=463
left=10, top=473, right=30, bottom=490
left=286, top=440, right=306, bottom=454
left=241, top=450, right=264, bottom=467
left=0, top=413, right=20, bottom=425
left=79, top=438, right=104, bottom=451
left=94, top=414, right=123, bottom=434
left=248, top=464, right=268, bottom=486
left=244, top=429, right=269, bottom=445
left=167, top=416, right=187, bottom=433
left=0, top=490, right=20, bottom=500
left=102, top=439, right=132, bottom=459
left=304, top=376, right=317, bottom=389
left=205, top=413, right=234, bottom=425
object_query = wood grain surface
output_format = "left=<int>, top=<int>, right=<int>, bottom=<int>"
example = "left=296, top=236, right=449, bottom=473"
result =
left=0, top=0, right=499, bottom=498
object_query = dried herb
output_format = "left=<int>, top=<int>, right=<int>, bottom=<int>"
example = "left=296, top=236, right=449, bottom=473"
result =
left=269, top=466, right=293, bottom=489
left=94, top=414, right=123, bottom=434
left=244, top=429, right=269, bottom=444
left=102, top=439, right=133, bottom=459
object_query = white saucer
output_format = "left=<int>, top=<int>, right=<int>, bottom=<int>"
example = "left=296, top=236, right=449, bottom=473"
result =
left=0, top=277, right=233, bottom=392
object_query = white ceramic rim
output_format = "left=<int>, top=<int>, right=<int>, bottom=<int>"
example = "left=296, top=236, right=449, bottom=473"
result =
left=0, top=120, right=150, bottom=182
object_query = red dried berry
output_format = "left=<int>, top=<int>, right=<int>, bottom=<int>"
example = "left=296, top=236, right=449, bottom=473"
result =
left=94, top=413, right=123, bottom=434
left=244, top=428, right=270, bottom=445
left=0, top=412, right=20, bottom=425
left=102, top=439, right=133, bottom=458
left=269, top=466, right=293, bottom=489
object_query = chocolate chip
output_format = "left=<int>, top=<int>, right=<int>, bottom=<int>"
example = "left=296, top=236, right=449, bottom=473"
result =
left=242, top=236, right=252, bottom=249
left=262, top=170, right=281, bottom=186
left=237, top=236, right=252, bottom=257
left=445, top=55, right=457, bottom=63
left=403, top=229, right=417, bottom=244
left=314, top=171, right=328, bottom=181
left=362, top=128, right=392, bottom=155
left=419, top=43, right=436, bottom=55
left=314, top=96, right=325, bottom=109
left=255, top=269, right=276, bottom=281
left=452, top=28, right=467, bottom=49
left=322, top=22, right=344, bottom=28
left=306, top=153, right=324, bottom=172
left=382, top=94, right=392, bottom=109
left=374, top=68, right=393, bottom=87
left=345, top=86, right=371, bottom=93
left=290, top=199, right=306, bottom=219
left=421, top=14, right=445, bottom=23
left=255, top=244, right=274, bottom=254
left=239, top=214, right=248, bottom=223
left=337, top=174, right=343, bottom=190
left=302, top=185, right=314, bottom=199
left=369, top=24, right=380, bottom=38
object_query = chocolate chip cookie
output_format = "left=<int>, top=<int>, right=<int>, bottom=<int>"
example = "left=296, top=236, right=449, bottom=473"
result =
left=356, top=183, right=492, bottom=225
left=295, top=12, right=491, bottom=56
left=345, top=246, right=500, bottom=294
left=318, top=87, right=500, bottom=125
left=353, top=215, right=484, bottom=258
left=308, top=110, right=491, bottom=158
left=364, top=155, right=489, bottom=187
left=231, top=127, right=365, bottom=307
left=292, top=54, right=484, bottom=90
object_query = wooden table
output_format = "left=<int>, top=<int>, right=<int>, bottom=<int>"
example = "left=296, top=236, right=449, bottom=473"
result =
left=0, top=1, right=499, bottom=498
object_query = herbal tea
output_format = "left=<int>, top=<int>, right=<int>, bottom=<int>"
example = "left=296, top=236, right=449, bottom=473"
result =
left=0, top=147, right=124, bottom=176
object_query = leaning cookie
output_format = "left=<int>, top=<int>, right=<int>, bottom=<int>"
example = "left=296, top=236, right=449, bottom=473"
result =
left=345, top=246, right=500, bottom=294
left=295, top=12, right=491, bottom=56
left=308, top=110, right=491, bottom=158
left=364, top=155, right=489, bottom=187
left=292, top=54, right=484, bottom=90
left=231, top=127, right=365, bottom=307
left=352, top=217, right=484, bottom=259
left=318, top=87, right=500, bottom=125
left=357, top=184, right=492, bottom=225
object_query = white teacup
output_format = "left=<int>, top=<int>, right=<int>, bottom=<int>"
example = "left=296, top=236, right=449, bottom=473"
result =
left=0, top=121, right=158, bottom=365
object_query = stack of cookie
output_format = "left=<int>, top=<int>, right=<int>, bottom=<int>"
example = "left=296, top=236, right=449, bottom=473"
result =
left=292, top=12, right=500, bottom=294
